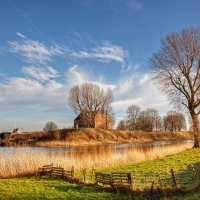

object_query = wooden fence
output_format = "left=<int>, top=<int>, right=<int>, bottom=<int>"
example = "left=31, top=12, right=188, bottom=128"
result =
left=38, top=163, right=200, bottom=194
left=38, top=164, right=74, bottom=180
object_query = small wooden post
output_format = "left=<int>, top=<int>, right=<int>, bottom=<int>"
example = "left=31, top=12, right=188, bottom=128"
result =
left=83, top=168, right=86, bottom=183
left=71, top=166, right=75, bottom=178
left=171, top=169, right=179, bottom=188
left=91, top=168, right=96, bottom=181
left=50, top=163, right=53, bottom=176
left=62, top=168, right=64, bottom=179
left=150, top=181, right=154, bottom=194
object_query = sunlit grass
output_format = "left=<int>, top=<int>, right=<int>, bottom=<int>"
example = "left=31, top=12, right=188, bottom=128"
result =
left=35, top=129, right=194, bottom=147
left=0, top=177, right=128, bottom=200
left=1, top=148, right=200, bottom=199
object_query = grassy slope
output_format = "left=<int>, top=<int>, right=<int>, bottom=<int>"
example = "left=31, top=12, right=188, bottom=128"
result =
left=1, top=148, right=200, bottom=200
left=36, top=128, right=194, bottom=147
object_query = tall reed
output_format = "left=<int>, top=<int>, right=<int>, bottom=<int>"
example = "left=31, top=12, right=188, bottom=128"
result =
left=0, top=142, right=193, bottom=178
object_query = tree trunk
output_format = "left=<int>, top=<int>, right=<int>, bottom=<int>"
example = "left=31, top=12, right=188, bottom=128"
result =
left=191, top=113, right=200, bottom=148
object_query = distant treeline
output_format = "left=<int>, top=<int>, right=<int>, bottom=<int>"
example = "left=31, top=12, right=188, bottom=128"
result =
left=117, top=105, right=187, bottom=132
left=0, top=128, right=74, bottom=142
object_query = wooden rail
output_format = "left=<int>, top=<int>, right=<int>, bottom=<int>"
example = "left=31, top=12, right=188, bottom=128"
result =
left=64, top=166, right=75, bottom=179
left=171, top=167, right=199, bottom=189
left=38, top=163, right=200, bottom=194
left=95, top=172, right=112, bottom=186
left=38, top=164, right=74, bottom=180
left=111, top=172, right=132, bottom=191
left=50, top=167, right=64, bottom=178
left=38, top=163, right=53, bottom=176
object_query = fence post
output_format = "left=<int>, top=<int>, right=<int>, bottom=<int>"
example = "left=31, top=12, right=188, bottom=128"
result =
left=150, top=181, right=154, bottom=194
left=71, top=166, right=75, bottom=178
left=91, top=168, right=96, bottom=181
left=171, top=169, right=179, bottom=188
left=62, top=167, right=64, bottom=179
left=83, top=168, right=86, bottom=183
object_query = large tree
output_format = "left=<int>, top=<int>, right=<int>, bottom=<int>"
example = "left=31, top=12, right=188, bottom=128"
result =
left=149, top=27, right=200, bottom=147
left=126, top=105, right=141, bottom=131
left=163, top=110, right=187, bottom=132
left=43, top=121, right=58, bottom=132
left=68, top=82, right=114, bottom=128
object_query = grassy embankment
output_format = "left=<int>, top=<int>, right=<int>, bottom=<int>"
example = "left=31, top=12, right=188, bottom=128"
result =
left=35, top=128, right=194, bottom=147
left=1, top=148, right=200, bottom=199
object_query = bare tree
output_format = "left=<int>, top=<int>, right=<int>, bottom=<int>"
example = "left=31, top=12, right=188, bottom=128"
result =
left=126, top=105, right=141, bottom=131
left=103, top=106, right=116, bottom=129
left=68, top=82, right=114, bottom=128
left=175, top=112, right=187, bottom=132
left=137, top=111, right=148, bottom=131
left=116, top=119, right=127, bottom=130
left=144, top=108, right=161, bottom=132
left=164, top=110, right=187, bottom=132
left=163, top=116, right=169, bottom=132
left=149, top=27, right=200, bottom=147
left=43, top=121, right=58, bottom=132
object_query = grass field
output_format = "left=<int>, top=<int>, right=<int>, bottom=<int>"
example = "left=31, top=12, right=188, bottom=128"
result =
left=1, top=148, right=200, bottom=199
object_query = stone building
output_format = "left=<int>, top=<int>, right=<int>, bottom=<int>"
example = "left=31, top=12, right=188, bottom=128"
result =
left=11, top=128, right=22, bottom=135
left=74, top=110, right=111, bottom=129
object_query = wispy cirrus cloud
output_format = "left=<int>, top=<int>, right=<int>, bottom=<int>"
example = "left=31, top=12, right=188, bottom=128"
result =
left=22, top=66, right=60, bottom=82
left=8, top=33, right=64, bottom=65
left=8, top=33, right=128, bottom=66
left=66, top=65, right=89, bottom=87
left=16, top=32, right=26, bottom=38
left=71, top=42, right=128, bottom=63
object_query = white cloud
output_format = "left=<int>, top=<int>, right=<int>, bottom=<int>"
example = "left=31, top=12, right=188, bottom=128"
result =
left=0, top=76, right=67, bottom=107
left=22, top=66, right=60, bottom=82
left=0, top=63, right=172, bottom=132
left=71, top=42, right=128, bottom=63
left=65, top=65, right=116, bottom=92
left=66, top=65, right=89, bottom=87
left=113, top=71, right=172, bottom=115
left=1, top=34, right=173, bottom=131
left=16, top=32, right=26, bottom=38
left=8, top=35, right=65, bottom=65
left=7, top=34, right=128, bottom=66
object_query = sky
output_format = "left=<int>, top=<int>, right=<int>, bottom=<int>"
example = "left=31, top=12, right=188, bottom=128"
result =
left=0, top=0, right=200, bottom=132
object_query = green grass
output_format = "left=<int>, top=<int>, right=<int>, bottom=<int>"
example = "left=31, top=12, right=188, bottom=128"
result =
left=0, top=177, right=129, bottom=200
left=75, top=148, right=200, bottom=179
left=99, top=148, right=199, bottom=174
left=1, top=148, right=200, bottom=199
left=1, top=176, right=200, bottom=200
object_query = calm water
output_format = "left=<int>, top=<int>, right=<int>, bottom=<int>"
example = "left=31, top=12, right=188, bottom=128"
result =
left=0, top=140, right=194, bottom=155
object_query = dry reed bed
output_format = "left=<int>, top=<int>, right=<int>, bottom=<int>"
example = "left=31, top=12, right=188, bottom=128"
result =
left=0, top=142, right=193, bottom=179
left=35, top=129, right=194, bottom=147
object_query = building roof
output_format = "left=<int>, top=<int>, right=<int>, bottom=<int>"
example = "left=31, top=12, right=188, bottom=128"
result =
left=13, top=128, right=20, bottom=132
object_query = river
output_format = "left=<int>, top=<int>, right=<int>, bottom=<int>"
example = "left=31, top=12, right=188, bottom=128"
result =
left=0, top=139, right=194, bottom=155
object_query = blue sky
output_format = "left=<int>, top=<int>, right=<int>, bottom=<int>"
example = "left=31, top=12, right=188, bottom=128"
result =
left=0, top=0, right=200, bottom=132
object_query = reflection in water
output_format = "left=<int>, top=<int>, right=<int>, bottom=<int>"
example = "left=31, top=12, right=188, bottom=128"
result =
left=0, top=139, right=193, bottom=156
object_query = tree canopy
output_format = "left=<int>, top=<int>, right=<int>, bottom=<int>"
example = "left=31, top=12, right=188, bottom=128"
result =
left=149, top=26, right=200, bottom=147
left=68, top=82, right=114, bottom=128
left=43, top=121, right=58, bottom=132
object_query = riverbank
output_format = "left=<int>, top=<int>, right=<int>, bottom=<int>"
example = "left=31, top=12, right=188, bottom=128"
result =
left=1, top=147, right=200, bottom=199
left=35, top=128, right=194, bottom=147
